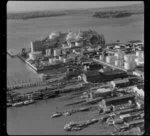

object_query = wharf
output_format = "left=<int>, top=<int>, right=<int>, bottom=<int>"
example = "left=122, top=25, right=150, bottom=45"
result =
left=17, top=54, right=27, bottom=62
left=17, top=54, right=65, bottom=72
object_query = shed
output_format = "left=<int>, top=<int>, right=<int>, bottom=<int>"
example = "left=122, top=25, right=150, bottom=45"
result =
left=99, top=94, right=135, bottom=111
left=110, top=78, right=130, bottom=88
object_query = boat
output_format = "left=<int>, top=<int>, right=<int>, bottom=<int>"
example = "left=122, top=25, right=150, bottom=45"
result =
left=51, top=112, right=62, bottom=118
left=12, top=101, right=24, bottom=107
left=71, top=126, right=81, bottom=131
left=63, top=111, right=72, bottom=116
left=79, top=107, right=91, bottom=111
left=24, top=99, right=35, bottom=105
left=64, top=124, right=71, bottom=131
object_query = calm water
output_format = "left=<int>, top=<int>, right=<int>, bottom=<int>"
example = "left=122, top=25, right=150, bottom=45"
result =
left=7, top=14, right=144, bottom=135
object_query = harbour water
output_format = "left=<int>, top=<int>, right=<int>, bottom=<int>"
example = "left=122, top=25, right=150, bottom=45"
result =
left=7, top=14, right=144, bottom=135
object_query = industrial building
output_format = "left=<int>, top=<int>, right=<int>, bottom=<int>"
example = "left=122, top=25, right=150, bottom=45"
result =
left=110, top=78, right=130, bottom=88
left=87, top=88, right=113, bottom=101
left=98, top=94, right=135, bottom=112
left=82, top=69, right=128, bottom=83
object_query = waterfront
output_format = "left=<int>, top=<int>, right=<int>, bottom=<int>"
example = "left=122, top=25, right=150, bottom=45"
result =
left=7, top=14, right=144, bottom=135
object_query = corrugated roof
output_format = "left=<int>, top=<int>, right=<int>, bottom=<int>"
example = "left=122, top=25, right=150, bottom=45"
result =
left=84, top=70, right=100, bottom=77
left=102, top=70, right=126, bottom=76
left=104, top=94, right=135, bottom=104
left=111, top=78, right=129, bottom=84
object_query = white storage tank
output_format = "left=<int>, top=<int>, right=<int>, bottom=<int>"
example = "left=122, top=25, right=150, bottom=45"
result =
left=106, top=56, right=116, bottom=64
left=49, top=58, right=53, bottom=64
left=59, top=56, right=62, bottom=61
left=114, top=51, right=125, bottom=60
left=46, top=49, right=51, bottom=57
left=54, top=49, right=60, bottom=56
left=99, top=55, right=104, bottom=61
left=124, top=54, right=136, bottom=62
left=136, top=51, right=144, bottom=59
left=115, top=60, right=124, bottom=66
left=135, top=58, right=144, bottom=66
left=124, top=62, right=136, bottom=70
left=75, top=41, right=83, bottom=46
left=63, top=58, right=66, bottom=63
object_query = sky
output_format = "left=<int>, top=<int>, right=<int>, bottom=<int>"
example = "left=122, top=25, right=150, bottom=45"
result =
left=7, top=1, right=143, bottom=13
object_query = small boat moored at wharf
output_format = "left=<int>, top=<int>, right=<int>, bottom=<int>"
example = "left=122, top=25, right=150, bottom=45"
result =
left=79, top=106, right=91, bottom=111
left=11, top=99, right=35, bottom=107
left=51, top=112, right=63, bottom=118
left=12, top=101, right=24, bottom=107
left=23, top=99, right=35, bottom=105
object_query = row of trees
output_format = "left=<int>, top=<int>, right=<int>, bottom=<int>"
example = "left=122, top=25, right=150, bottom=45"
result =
left=7, top=11, right=67, bottom=20
left=92, top=11, right=133, bottom=18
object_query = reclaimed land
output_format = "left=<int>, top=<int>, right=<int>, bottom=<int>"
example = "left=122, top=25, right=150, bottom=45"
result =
left=7, top=3, right=143, bottom=20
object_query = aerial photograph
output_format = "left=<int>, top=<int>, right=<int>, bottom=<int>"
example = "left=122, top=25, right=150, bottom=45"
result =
left=7, top=1, right=144, bottom=135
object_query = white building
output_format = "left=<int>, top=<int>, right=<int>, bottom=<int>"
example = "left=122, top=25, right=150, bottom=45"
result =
left=132, top=86, right=144, bottom=97
left=49, top=32, right=60, bottom=39
left=29, top=51, right=42, bottom=60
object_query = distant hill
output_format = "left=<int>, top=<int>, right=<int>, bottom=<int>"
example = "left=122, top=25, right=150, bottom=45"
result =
left=7, top=3, right=144, bottom=20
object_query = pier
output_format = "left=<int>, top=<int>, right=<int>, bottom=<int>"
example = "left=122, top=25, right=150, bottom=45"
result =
left=7, top=79, right=47, bottom=90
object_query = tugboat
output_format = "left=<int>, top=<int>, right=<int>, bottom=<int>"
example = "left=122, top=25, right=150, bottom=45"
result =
left=51, top=112, right=62, bottom=118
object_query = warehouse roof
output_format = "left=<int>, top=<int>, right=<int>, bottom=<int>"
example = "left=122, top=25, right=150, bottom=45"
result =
left=111, top=78, right=129, bottom=84
left=102, top=70, right=127, bottom=76
left=103, top=94, right=135, bottom=105
left=83, top=70, right=101, bottom=77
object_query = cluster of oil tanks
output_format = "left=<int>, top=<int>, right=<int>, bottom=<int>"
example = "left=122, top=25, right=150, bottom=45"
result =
left=99, top=50, right=144, bottom=71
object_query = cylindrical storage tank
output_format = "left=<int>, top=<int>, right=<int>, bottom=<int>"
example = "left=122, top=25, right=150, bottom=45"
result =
left=49, top=58, right=52, bottom=64
left=135, top=58, right=144, bottom=66
left=59, top=56, right=62, bottom=61
left=75, top=41, right=83, bottom=46
left=53, top=50, right=56, bottom=56
left=124, top=54, right=135, bottom=62
left=106, top=56, right=116, bottom=64
left=124, top=62, right=136, bottom=70
left=45, top=49, right=47, bottom=56
left=115, top=60, right=123, bottom=66
left=48, top=49, right=51, bottom=56
left=54, top=49, right=60, bottom=56
left=114, top=51, right=125, bottom=60
left=63, top=58, right=66, bottom=63
left=99, top=55, right=104, bottom=61
left=136, top=51, right=144, bottom=59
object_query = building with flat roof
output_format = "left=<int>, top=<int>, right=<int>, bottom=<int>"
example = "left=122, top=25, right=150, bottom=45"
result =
left=98, top=94, right=135, bottom=112
left=82, top=69, right=128, bottom=83
left=110, top=78, right=130, bottom=88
